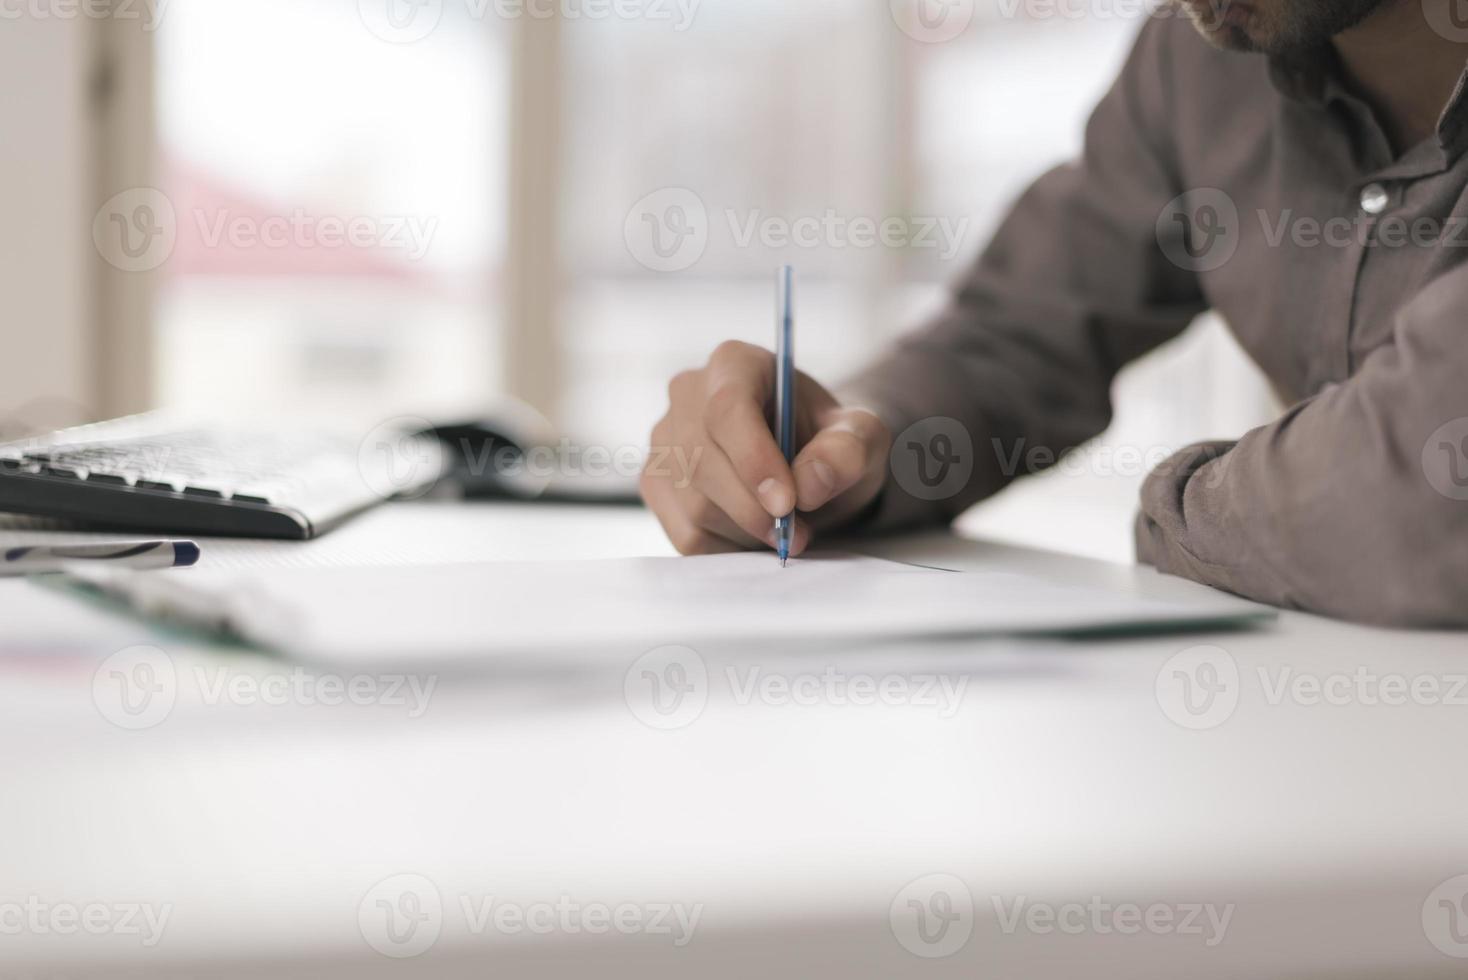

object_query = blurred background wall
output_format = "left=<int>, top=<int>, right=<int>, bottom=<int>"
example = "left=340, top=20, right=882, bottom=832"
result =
left=0, top=13, right=93, bottom=432
left=0, top=0, right=1279, bottom=561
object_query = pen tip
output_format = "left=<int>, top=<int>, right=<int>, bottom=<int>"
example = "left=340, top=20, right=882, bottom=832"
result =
left=780, top=557, right=787, bottom=568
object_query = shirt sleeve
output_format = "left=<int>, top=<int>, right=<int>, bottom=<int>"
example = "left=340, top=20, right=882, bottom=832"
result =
left=839, top=18, right=1206, bottom=531
left=1135, top=264, right=1468, bottom=628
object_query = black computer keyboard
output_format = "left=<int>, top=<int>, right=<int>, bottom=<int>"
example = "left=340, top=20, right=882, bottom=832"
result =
left=0, top=414, right=447, bottom=539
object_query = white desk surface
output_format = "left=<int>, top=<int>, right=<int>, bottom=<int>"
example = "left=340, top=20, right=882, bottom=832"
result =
left=2, top=503, right=1466, bottom=979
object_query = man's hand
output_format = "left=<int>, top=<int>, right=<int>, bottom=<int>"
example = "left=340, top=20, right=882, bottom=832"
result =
left=640, top=340, right=892, bottom=556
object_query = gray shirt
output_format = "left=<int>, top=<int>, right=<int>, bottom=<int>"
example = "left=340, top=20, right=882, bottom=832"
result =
left=844, top=17, right=1468, bottom=628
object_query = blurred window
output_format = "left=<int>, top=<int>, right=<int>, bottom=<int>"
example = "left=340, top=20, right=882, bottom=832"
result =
left=154, top=0, right=507, bottom=423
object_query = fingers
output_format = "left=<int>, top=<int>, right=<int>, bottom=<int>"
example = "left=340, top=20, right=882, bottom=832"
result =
left=682, top=439, right=782, bottom=545
left=677, top=409, right=815, bottom=554
left=640, top=465, right=745, bottom=555
left=642, top=340, right=866, bottom=558
left=703, top=387, right=795, bottom=518
left=644, top=410, right=799, bottom=556
left=699, top=341, right=795, bottom=518
left=791, top=407, right=890, bottom=515
left=641, top=451, right=812, bottom=556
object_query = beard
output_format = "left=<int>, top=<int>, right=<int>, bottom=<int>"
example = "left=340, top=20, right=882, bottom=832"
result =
left=1174, top=0, right=1392, bottom=56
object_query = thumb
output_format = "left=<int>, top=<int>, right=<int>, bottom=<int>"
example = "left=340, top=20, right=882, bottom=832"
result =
left=790, top=406, right=890, bottom=513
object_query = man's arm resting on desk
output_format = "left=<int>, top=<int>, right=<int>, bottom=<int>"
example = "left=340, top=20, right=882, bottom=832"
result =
left=1133, top=265, right=1468, bottom=629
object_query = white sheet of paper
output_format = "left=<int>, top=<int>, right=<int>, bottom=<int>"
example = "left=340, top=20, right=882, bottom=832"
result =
left=66, top=551, right=1271, bottom=666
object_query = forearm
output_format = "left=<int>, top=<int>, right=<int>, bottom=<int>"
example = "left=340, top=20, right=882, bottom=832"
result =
left=838, top=19, right=1204, bottom=533
left=839, top=278, right=1128, bottom=532
left=1135, top=267, right=1468, bottom=627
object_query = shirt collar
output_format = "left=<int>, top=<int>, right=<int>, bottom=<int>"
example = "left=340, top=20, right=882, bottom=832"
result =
left=1266, top=45, right=1468, bottom=166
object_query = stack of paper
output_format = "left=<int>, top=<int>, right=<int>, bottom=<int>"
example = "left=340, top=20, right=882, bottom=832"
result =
left=63, top=552, right=1272, bottom=666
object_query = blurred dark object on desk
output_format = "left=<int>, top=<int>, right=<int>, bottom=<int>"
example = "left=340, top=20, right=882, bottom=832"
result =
left=417, top=399, right=642, bottom=506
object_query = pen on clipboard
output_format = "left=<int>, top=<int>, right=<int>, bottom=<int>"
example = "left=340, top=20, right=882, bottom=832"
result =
left=1, top=540, right=201, bottom=577
left=774, top=265, right=795, bottom=567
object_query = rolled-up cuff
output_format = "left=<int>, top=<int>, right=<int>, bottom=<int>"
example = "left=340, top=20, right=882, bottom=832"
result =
left=1134, top=440, right=1251, bottom=596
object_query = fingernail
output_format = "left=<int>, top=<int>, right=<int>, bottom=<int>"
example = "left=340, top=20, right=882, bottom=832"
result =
left=796, top=460, right=835, bottom=509
left=757, top=477, right=793, bottom=516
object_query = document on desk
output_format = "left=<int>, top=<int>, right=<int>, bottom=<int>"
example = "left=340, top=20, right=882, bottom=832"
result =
left=62, top=552, right=1272, bottom=666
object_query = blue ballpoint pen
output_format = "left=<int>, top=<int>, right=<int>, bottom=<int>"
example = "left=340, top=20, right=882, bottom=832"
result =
left=1, top=540, right=200, bottom=576
left=774, top=265, right=795, bottom=567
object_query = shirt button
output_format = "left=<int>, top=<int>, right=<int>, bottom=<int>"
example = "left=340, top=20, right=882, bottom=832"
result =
left=1360, top=183, right=1390, bottom=215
